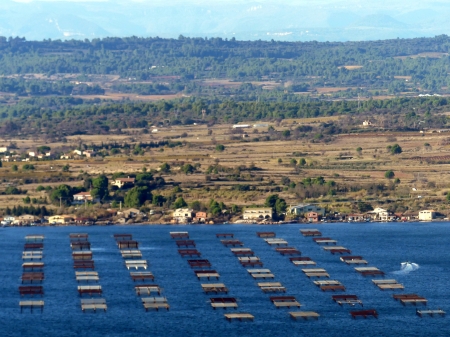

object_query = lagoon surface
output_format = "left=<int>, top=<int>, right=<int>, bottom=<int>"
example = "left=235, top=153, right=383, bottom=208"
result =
left=1, top=223, right=449, bottom=337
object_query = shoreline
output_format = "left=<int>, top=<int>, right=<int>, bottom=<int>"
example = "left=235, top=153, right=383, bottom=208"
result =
left=2, top=219, right=448, bottom=229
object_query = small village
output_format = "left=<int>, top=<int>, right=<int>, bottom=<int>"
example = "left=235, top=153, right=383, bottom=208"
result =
left=0, top=200, right=443, bottom=227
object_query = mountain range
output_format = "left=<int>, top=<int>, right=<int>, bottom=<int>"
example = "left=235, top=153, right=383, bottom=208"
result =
left=2, top=0, right=450, bottom=42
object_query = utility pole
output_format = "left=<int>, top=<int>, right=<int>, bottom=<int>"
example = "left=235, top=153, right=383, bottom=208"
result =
left=60, top=197, right=62, bottom=208
left=120, top=201, right=122, bottom=210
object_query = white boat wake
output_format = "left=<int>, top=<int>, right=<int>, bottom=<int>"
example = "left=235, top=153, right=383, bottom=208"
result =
left=393, top=262, right=419, bottom=274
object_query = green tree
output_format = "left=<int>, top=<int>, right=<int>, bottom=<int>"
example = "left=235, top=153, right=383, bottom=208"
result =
left=160, top=162, right=171, bottom=173
left=282, top=130, right=291, bottom=138
left=124, top=186, right=151, bottom=208
left=181, top=163, right=195, bottom=175
left=91, top=174, right=109, bottom=200
left=299, top=158, right=306, bottom=166
left=173, top=197, right=187, bottom=209
left=264, top=194, right=280, bottom=208
left=388, top=144, right=402, bottom=154
left=50, top=184, right=73, bottom=206
left=215, top=144, right=225, bottom=152
left=385, top=170, right=395, bottom=179
left=152, top=194, right=166, bottom=206
left=62, top=164, right=70, bottom=172
left=357, top=201, right=373, bottom=212
left=22, top=164, right=35, bottom=170
left=290, top=158, right=297, bottom=166
left=275, top=198, right=287, bottom=214
left=11, top=164, right=18, bottom=172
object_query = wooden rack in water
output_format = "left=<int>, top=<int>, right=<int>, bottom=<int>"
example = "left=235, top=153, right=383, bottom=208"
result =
left=19, top=286, right=44, bottom=297
left=257, top=232, right=276, bottom=238
left=355, top=267, right=385, bottom=277
left=195, top=270, right=220, bottom=280
left=322, top=246, right=351, bottom=254
left=170, top=232, right=189, bottom=239
left=176, top=240, right=196, bottom=247
left=78, top=285, right=102, bottom=296
left=313, top=237, right=337, bottom=245
left=22, top=262, right=44, bottom=271
left=202, top=283, right=229, bottom=294
left=290, top=257, right=316, bottom=266
left=270, top=296, right=301, bottom=308
left=130, top=272, right=154, bottom=282
left=221, top=239, right=243, bottom=247
left=290, top=311, right=320, bottom=320
left=135, top=284, right=162, bottom=296
left=120, top=250, right=142, bottom=259
left=258, top=282, right=286, bottom=293
left=238, top=257, right=263, bottom=267
left=73, top=260, right=95, bottom=270
left=71, top=242, right=91, bottom=251
left=275, top=247, right=301, bottom=256
left=300, top=229, right=322, bottom=237
left=416, top=309, right=445, bottom=317
left=178, top=249, right=201, bottom=257
left=332, top=295, right=363, bottom=306
left=114, top=234, right=132, bottom=241
left=76, top=271, right=99, bottom=283
left=216, top=233, right=234, bottom=238
left=372, top=279, right=404, bottom=290
left=210, top=297, right=238, bottom=309
left=25, top=235, right=45, bottom=243
left=20, top=300, right=44, bottom=313
left=247, top=269, right=274, bottom=279
left=188, top=259, right=212, bottom=268
left=81, top=298, right=107, bottom=312
left=230, top=248, right=254, bottom=256
left=22, top=251, right=43, bottom=260
left=24, top=243, right=43, bottom=251
left=141, top=297, right=169, bottom=311
left=393, top=294, right=427, bottom=306
left=313, top=280, right=345, bottom=291
left=224, top=313, right=254, bottom=322
left=302, top=268, right=330, bottom=279
left=72, top=251, right=93, bottom=260
left=21, top=272, right=44, bottom=283
left=69, top=233, right=89, bottom=242
left=117, top=240, right=139, bottom=249
left=340, top=256, right=368, bottom=264
left=264, top=238, right=288, bottom=246
left=125, top=260, right=148, bottom=270
left=350, top=309, right=378, bottom=319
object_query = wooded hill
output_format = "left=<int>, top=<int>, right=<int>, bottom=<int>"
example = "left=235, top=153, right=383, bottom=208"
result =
left=1, top=35, right=450, bottom=93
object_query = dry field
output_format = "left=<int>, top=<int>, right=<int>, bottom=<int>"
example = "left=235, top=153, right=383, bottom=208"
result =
left=2, top=120, right=450, bottom=212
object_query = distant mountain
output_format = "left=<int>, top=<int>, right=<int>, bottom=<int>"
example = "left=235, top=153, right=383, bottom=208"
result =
left=1, top=0, right=450, bottom=42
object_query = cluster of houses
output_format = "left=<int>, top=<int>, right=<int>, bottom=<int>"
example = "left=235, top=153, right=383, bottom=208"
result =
left=237, top=204, right=440, bottom=223
left=0, top=146, right=99, bottom=162
left=171, top=208, right=211, bottom=224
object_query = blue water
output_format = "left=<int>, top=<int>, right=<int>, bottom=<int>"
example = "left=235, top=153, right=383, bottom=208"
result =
left=1, top=223, right=449, bottom=337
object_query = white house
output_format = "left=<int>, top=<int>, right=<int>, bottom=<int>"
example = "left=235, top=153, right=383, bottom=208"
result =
left=289, top=204, right=325, bottom=216
left=0, top=146, right=8, bottom=153
left=367, top=207, right=391, bottom=221
left=28, top=151, right=36, bottom=157
left=418, top=210, right=436, bottom=221
left=111, top=177, right=135, bottom=188
left=243, top=208, right=273, bottom=220
left=173, top=208, right=194, bottom=223
left=72, top=192, right=98, bottom=204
